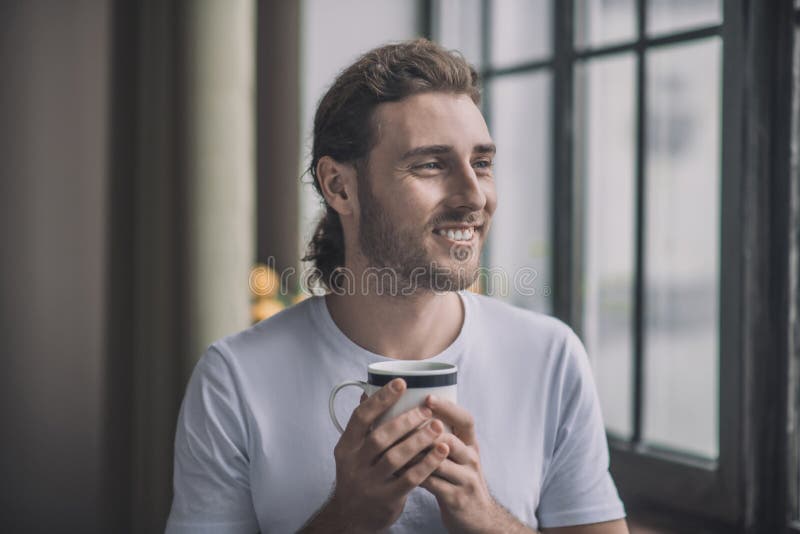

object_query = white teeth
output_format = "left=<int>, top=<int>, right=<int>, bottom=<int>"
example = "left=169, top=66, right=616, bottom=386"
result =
left=435, top=227, right=476, bottom=241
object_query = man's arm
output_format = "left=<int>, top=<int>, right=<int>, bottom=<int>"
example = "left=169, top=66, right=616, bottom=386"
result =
left=542, top=518, right=629, bottom=534
left=297, top=494, right=370, bottom=534
left=165, top=346, right=260, bottom=533
left=489, top=499, right=629, bottom=534
left=481, top=502, right=628, bottom=534
left=535, top=330, right=628, bottom=531
left=419, top=389, right=628, bottom=534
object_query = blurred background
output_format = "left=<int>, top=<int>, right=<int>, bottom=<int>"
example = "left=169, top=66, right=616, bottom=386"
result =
left=0, top=0, right=797, bottom=532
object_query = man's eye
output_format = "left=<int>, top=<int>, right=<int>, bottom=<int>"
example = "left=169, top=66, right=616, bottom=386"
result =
left=474, top=160, right=493, bottom=169
left=416, top=162, right=443, bottom=170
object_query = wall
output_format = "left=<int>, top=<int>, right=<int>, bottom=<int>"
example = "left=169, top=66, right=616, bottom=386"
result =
left=0, top=0, right=110, bottom=530
left=0, top=1, right=256, bottom=531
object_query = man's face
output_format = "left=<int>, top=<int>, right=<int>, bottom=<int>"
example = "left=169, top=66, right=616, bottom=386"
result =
left=354, top=92, right=497, bottom=293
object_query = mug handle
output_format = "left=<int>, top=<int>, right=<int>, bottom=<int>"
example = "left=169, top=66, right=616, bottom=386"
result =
left=329, top=380, right=369, bottom=434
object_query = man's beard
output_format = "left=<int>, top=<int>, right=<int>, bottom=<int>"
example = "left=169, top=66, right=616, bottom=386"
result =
left=356, top=173, right=480, bottom=294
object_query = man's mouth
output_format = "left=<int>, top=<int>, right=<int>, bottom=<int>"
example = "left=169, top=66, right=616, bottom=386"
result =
left=431, top=224, right=482, bottom=243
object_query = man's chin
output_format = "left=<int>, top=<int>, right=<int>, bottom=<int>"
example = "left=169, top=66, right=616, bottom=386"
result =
left=415, top=262, right=480, bottom=293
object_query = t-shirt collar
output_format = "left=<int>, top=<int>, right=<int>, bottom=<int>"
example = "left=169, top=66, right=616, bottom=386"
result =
left=310, top=290, right=472, bottom=365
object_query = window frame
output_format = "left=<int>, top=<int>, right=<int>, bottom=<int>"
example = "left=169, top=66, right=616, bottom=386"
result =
left=428, top=0, right=798, bottom=531
left=784, top=5, right=800, bottom=534
left=600, top=0, right=738, bottom=526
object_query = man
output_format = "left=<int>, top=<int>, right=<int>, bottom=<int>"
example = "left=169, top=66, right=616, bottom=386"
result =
left=166, top=39, right=628, bottom=533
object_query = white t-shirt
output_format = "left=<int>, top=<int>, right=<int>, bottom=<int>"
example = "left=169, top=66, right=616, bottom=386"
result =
left=166, top=290, right=626, bottom=533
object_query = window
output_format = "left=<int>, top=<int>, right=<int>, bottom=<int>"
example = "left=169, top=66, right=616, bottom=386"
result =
left=431, top=0, right=797, bottom=531
left=488, top=72, right=553, bottom=313
left=575, top=50, right=637, bottom=440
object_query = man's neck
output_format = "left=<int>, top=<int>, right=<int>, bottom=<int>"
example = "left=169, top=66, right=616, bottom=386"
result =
left=324, top=288, right=464, bottom=361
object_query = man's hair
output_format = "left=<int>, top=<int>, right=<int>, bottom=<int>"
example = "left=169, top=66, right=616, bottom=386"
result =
left=302, top=38, right=481, bottom=292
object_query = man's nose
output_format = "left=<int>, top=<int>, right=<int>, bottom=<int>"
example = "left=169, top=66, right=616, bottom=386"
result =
left=448, top=161, right=487, bottom=212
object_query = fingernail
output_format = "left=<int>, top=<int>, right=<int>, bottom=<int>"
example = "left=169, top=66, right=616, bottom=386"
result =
left=391, top=378, right=405, bottom=392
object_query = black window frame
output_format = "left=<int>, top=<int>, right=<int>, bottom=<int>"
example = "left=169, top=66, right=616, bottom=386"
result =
left=785, top=6, right=800, bottom=533
left=427, top=0, right=797, bottom=531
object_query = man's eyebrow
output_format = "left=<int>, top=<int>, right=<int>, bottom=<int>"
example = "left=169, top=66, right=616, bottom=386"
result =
left=400, top=143, right=497, bottom=160
left=474, top=143, right=496, bottom=155
left=400, top=145, right=452, bottom=160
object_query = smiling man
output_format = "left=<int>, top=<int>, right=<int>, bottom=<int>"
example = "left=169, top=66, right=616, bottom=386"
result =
left=166, top=39, right=628, bottom=534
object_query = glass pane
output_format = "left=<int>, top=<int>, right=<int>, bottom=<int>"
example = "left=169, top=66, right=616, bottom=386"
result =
left=575, top=0, right=637, bottom=50
left=487, top=72, right=552, bottom=313
left=643, top=38, right=722, bottom=459
left=575, top=53, right=637, bottom=439
left=647, top=0, right=722, bottom=37
left=435, top=0, right=483, bottom=71
left=491, top=0, right=552, bottom=69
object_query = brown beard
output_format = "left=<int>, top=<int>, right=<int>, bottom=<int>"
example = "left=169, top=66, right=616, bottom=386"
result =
left=356, top=170, right=479, bottom=294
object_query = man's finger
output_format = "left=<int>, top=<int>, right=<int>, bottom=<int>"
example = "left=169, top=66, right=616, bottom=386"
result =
left=425, top=395, right=477, bottom=447
left=436, top=433, right=476, bottom=466
left=342, top=378, right=406, bottom=444
left=431, top=457, right=470, bottom=486
left=420, top=472, right=455, bottom=499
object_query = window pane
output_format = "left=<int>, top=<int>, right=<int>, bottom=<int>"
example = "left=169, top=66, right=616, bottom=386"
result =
left=575, top=0, right=637, bottom=50
left=487, top=72, right=552, bottom=313
left=576, top=54, right=637, bottom=439
left=643, top=38, right=722, bottom=459
left=435, top=0, right=483, bottom=70
left=491, top=0, right=552, bottom=69
left=647, top=0, right=722, bottom=37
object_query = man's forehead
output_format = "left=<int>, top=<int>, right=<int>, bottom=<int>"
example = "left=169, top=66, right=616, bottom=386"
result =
left=371, top=92, right=492, bottom=154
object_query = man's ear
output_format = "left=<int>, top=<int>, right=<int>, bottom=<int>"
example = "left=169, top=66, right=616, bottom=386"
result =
left=316, top=155, right=357, bottom=216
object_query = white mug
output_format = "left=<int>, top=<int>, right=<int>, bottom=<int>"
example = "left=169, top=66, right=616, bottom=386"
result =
left=329, top=361, right=458, bottom=434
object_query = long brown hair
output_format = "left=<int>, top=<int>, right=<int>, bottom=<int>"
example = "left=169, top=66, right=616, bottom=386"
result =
left=302, top=38, right=481, bottom=292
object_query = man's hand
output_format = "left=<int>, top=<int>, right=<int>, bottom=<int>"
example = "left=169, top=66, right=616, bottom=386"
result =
left=308, top=378, right=451, bottom=533
left=419, top=394, right=535, bottom=534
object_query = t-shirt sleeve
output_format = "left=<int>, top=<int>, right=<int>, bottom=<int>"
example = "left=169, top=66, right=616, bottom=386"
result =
left=536, top=328, right=626, bottom=529
left=165, top=344, right=260, bottom=534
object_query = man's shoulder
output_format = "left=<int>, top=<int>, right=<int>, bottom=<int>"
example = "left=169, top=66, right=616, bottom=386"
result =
left=466, top=291, right=583, bottom=371
left=466, top=291, right=574, bottom=340
left=209, top=296, right=318, bottom=367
